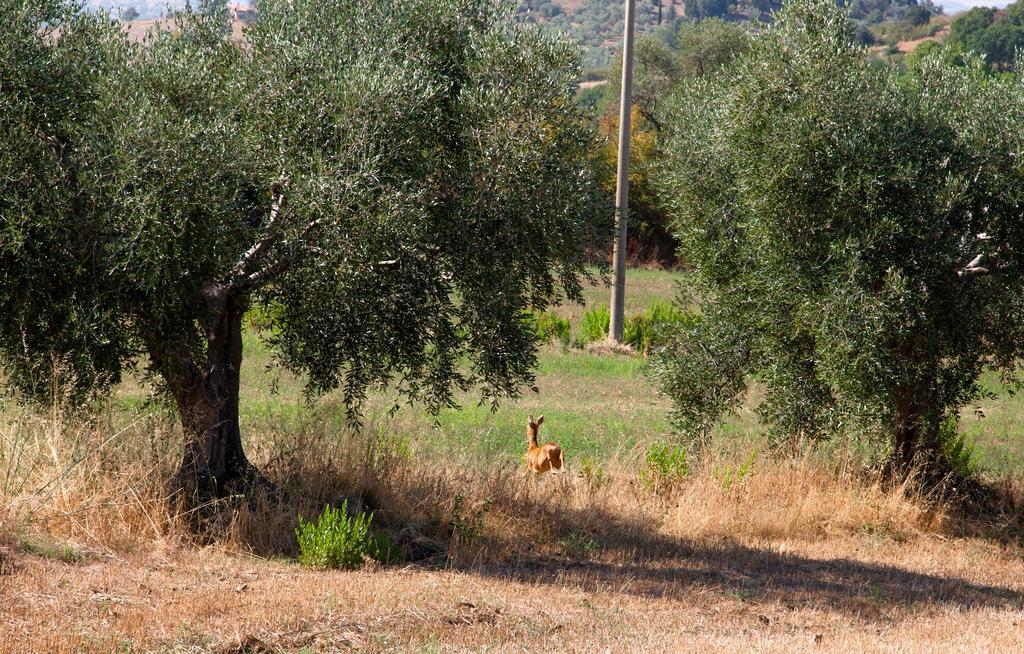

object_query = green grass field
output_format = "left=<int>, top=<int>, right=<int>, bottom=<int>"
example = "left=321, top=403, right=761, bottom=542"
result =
left=109, top=267, right=1024, bottom=478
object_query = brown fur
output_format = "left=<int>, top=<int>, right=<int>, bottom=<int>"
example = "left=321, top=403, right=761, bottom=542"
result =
left=526, top=415, right=564, bottom=474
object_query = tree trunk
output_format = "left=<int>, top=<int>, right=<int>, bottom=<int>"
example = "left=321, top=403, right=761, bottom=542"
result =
left=890, top=381, right=942, bottom=479
left=148, top=285, right=255, bottom=504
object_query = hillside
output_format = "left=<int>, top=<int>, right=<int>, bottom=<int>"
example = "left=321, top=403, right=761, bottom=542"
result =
left=520, top=0, right=945, bottom=66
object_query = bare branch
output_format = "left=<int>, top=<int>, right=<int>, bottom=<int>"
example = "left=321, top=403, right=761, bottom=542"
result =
left=958, top=233, right=996, bottom=277
left=959, top=253, right=990, bottom=277
left=230, top=192, right=284, bottom=285
left=243, top=217, right=325, bottom=288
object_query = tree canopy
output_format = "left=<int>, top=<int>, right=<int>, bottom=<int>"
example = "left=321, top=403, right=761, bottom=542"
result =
left=948, top=0, right=1024, bottom=70
left=651, top=0, right=1024, bottom=477
left=1, top=0, right=610, bottom=498
left=587, top=19, right=751, bottom=265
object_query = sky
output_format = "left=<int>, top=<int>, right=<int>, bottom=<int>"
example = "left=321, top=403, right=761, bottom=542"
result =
left=942, top=0, right=1013, bottom=12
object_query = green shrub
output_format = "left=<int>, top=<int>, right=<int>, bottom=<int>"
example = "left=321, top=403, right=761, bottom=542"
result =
left=577, top=455, right=606, bottom=487
left=623, top=301, right=691, bottom=354
left=938, top=416, right=978, bottom=478
left=526, top=310, right=571, bottom=348
left=640, top=442, right=689, bottom=493
left=713, top=450, right=756, bottom=492
left=623, top=313, right=650, bottom=352
left=578, top=305, right=610, bottom=345
left=296, top=501, right=379, bottom=569
left=558, top=530, right=601, bottom=558
left=577, top=303, right=692, bottom=352
left=368, top=530, right=399, bottom=565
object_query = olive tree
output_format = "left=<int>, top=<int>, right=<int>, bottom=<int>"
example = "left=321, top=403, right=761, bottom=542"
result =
left=0, top=0, right=610, bottom=500
left=651, top=0, right=1024, bottom=478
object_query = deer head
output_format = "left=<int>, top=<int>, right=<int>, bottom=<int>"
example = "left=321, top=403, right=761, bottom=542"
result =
left=527, top=414, right=544, bottom=447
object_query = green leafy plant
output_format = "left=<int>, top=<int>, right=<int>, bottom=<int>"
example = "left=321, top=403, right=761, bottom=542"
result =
left=296, top=501, right=377, bottom=569
left=577, top=455, right=606, bottom=487
left=938, top=417, right=978, bottom=478
left=558, top=530, right=601, bottom=558
left=713, top=451, right=757, bottom=492
left=368, top=530, right=399, bottom=565
left=527, top=311, right=571, bottom=348
left=640, top=442, right=689, bottom=493
left=18, top=536, right=84, bottom=564
left=578, top=305, right=611, bottom=346
left=623, top=301, right=691, bottom=354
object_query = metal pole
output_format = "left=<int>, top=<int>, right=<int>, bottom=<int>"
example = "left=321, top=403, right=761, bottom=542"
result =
left=609, top=0, right=635, bottom=343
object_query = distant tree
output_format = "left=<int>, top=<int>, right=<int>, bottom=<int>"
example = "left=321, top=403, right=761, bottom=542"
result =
left=688, top=0, right=729, bottom=19
left=593, top=19, right=751, bottom=265
left=902, top=4, right=930, bottom=26
left=1, top=0, right=610, bottom=504
left=653, top=0, right=1024, bottom=481
left=972, top=18, right=1024, bottom=68
left=949, top=5, right=995, bottom=47
left=121, top=5, right=139, bottom=20
left=674, top=18, right=751, bottom=78
left=948, top=1, right=1024, bottom=70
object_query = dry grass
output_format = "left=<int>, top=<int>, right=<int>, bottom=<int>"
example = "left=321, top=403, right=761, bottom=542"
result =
left=665, top=456, right=940, bottom=543
left=3, top=400, right=1024, bottom=651
left=4, top=511, right=1024, bottom=652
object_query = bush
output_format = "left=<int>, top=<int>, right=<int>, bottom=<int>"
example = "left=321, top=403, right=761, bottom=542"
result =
left=296, top=501, right=382, bottom=569
left=527, top=310, right=571, bottom=347
left=713, top=450, right=756, bottom=492
left=640, top=442, right=689, bottom=493
left=578, top=305, right=611, bottom=345
left=623, top=301, right=690, bottom=354
left=938, top=417, right=978, bottom=478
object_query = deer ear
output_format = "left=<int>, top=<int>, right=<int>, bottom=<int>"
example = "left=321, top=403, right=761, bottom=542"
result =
left=537, top=415, right=544, bottom=425
left=528, top=414, right=534, bottom=425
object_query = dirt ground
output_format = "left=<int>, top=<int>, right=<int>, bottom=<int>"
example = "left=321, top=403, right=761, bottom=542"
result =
left=3, top=532, right=1023, bottom=653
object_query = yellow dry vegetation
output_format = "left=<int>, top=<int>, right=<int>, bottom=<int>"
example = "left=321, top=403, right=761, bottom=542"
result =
left=2, top=401, right=1024, bottom=652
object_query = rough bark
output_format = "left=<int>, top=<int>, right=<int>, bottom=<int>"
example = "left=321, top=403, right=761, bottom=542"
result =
left=890, top=381, right=943, bottom=479
left=148, top=285, right=256, bottom=505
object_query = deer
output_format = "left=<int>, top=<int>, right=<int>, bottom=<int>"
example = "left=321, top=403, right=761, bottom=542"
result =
left=526, top=414, right=564, bottom=474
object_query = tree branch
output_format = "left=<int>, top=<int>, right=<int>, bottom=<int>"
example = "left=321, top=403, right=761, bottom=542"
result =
left=243, top=216, right=324, bottom=288
left=958, top=233, right=995, bottom=277
left=230, top=192, right=284, bottom=286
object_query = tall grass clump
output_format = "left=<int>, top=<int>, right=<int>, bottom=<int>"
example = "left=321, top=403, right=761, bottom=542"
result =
left=664, top=455, right=938, bottom=542
left=0, top=392, right=180, bottom=554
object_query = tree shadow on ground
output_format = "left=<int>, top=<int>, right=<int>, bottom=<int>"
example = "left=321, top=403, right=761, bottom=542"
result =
left=238, top=437, right=1024, bottom=619
left=460, top=503, right=1024, bottom=618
